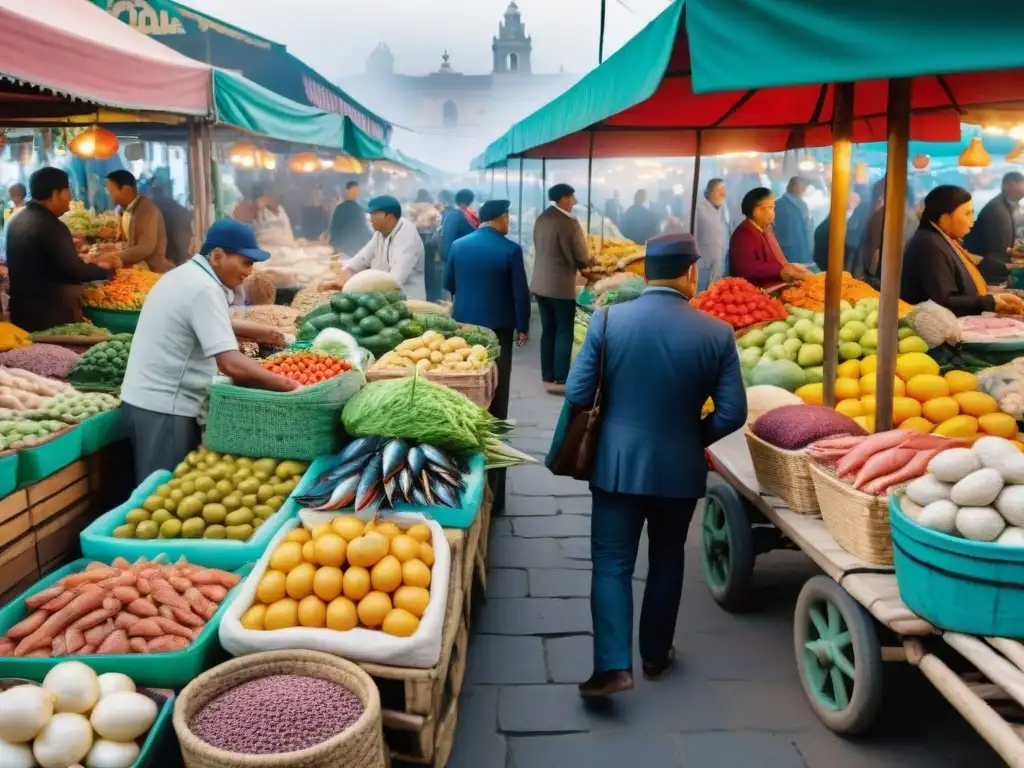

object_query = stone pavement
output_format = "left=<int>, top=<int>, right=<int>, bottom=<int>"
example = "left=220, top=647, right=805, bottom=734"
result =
left=448, top=340, right=1005, bottom=768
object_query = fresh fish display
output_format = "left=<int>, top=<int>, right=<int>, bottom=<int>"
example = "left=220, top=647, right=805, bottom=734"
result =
left=296, top=439, right=470, bottom=518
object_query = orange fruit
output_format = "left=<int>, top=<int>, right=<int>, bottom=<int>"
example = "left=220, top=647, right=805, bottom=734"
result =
left=922, top=396, right=959, bottom=424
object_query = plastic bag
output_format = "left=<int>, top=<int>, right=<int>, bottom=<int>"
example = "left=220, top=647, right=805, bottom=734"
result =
left=977, top=361, right=1024, bottom=420
left=907, top=301, right=960, bottom=348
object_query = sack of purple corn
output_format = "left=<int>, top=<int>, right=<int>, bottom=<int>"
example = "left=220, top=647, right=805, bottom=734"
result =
left=174, top=649, right=386, bottom=768
left=0, top=343, right=81, bottom=380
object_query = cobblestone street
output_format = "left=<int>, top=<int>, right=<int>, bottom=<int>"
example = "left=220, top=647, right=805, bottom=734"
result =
left=448, top=339, right=1005, bottom=768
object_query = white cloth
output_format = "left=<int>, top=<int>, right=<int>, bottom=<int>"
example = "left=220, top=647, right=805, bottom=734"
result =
left=121, top=256, right=237, bottom=418
left=254, top=206, right=296, bottom=248
left=345, top=220, right=425, bottom=298
left=551, top=202, right=575, bottom=219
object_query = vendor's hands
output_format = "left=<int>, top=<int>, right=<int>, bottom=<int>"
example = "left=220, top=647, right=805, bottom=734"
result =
left=780, top=264, right=810, bottom=283
left=95, top=253, right=122, bottom=270
left=994, top=293, right=1024, bottom=315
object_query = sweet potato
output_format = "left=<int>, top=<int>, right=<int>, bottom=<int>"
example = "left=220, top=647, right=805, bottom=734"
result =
left=861, top=448, right=945, bottom=495
left=72, top=607, right=118, bottom=632
left=25, top=649, right=51, bottom=658
left=25, top=585, right=65, bottom=609
left=170, top=607, right=205, bottom=628
left=147, top=636, right=189, bottom=653
left=111, top=557, right=132, bottom=570
left=168, top=576, right=191, bottom=593
left=114, top=612, right=140, bottom=630
left=16, top=589, right=106, bottom=655
left=78, top=644, right=96, bottom=655
left=150, top=616, right=193, bottom=640
left=129, top=637, right=149, bottom=654
left=189, top=568, right=238, bottom=588
left=65, top=627, right=86, bottom=654
left=183, top=588, right=218, bottom=621
left=136, top=576, right=151, bottom=596
left=128, top=619, right=164, bottom=638
left=837, top=430, right=911, bottom=478
left=853, top=448, right=918, bottom=490
left=41, top=590, right=78, bottom=612
left=112, top=586, right=140, bottom=604
left=96, top=629, right=130, bottom=655
left=126, top=599, right=158, bottom=618
left=51, top=635, right=68, bottom=656
left=197, top=584, right=227, bottom=602
left=148, top=577, right=191, bottom=612
left=64, top=568, right=119, bottom=587
left=84, top=619, right=114, bottom=647
left=6, top=610, right=51, bottom=639
left=0, top=638, right=15, bottom=656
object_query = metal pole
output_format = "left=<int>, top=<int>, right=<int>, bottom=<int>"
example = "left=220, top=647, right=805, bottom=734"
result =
left=586, top=131, right=595, bottom=234
left=598, top=0, right=607, bottom=64
left=822, top=83, right=855, bottom=407
left=689, top=129, right=703, bottom=235
left=873, top=78, right=912, bottom=432
left=518, top=157, right=525, bottom=246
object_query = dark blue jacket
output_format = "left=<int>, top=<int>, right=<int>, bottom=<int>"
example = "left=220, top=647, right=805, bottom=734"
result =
left=619, top=203, right=660, bottom=245
left=439, top=207, right=477, bottom=261
left=443, top=226, right=531, bottom=333
left=774, top=193, right=814, bottom=265
left=565, top=288, right=746, bottom=499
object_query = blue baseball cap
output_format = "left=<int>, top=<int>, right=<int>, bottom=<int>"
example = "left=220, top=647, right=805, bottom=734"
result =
left=367, top=195, right=402, bottom=217
left=200, top=220, right=271, bottom=262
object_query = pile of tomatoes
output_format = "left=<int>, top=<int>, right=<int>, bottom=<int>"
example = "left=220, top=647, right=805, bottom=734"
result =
left=262, top=350, right=352, bottom=385
left=691, top=277, right=787, bottom=329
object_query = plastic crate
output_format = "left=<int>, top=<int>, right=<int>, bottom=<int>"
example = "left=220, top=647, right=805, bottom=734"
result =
left=80, top=408, right=126, bottom=454
left=82, top=306, right=141, bottom=334
left=0, top=559, right=252, bottom=687
left=0, top=452, right=18, bottom=497
left=80, top=464, right=315, bottom=570
left=17, top=427, right=83, bottom=486
left=136, top=689, right=175, bottom=768
left=890, top=495, right=1024, bottom=638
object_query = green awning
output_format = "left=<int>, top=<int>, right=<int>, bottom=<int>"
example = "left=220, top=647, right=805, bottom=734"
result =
left=213, top=69, right=343, bottom=149
left=341, top=118, right=437, bottom=176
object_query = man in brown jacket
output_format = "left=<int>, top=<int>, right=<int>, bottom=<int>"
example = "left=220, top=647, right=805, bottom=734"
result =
left=531, top=183, right=591, bottom=392
left=105, top=171, right=172, bottom=272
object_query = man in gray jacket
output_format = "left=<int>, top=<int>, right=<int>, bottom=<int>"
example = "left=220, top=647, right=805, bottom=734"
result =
left=531, top=184, right=592, bottom=393
left=694, top=178, right=730, bottom=292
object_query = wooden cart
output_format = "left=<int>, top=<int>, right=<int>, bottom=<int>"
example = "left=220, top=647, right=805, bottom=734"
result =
left=706, top=430, right=1024, bottom=766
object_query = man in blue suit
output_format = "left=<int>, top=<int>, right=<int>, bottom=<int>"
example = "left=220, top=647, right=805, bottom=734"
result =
left=445, top=199, right=531, bottom=512
left=565, top=233, right=746, bottom=698
left=774, top=176, right=814, bottom=265
left=439, top=188, right=478, bottom=266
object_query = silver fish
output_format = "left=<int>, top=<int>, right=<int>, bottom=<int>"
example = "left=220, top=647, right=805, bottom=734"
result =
left=338, top=436, right=382, bottom=464
left=398, top=467, right=415, bottom=503
left=431, top=478, right=461, bottom=508
left=384, top=478, right=398, bottom=506
left=310, top=474, right=360, bottom=511
left=420, top=471, right=435, bottom=505
left=410, top=487, right=431, bottom=507
left=382, top=439, right=409, bottom=483
left=307, top=454, right=371, bottom=496
left=427, top=466, right=463, bottom=490
left=295, top=492, right=332, bottom=508
left=356, top=481, right=384, bottom=515
left=355, top=487, right=386, bottom=520
left=420, top=444, right=456, bottom=472
left=407, top=445, right=426, bottom=477
left=356, top=456, right=384, bottom=511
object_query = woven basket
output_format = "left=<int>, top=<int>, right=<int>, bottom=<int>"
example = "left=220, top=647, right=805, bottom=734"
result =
left=174, top=650, right=386, bottom=768
left=808, top=461, right=893, bottom=565
left=744, top=427, right=819, bottom=515
left=205, top=369, right=365, bottom=461
left=365, top=362, right=497, bottom=407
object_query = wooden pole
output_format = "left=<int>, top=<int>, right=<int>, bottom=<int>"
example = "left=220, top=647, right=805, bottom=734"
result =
left=186, top=121, right=203, bottom=246
left=586, top=131, right=595, bottom=234
left=599, top=0, right=607, bottom=64
left=689, top=129, right=703, bottom=235
left=822, top=83, right=855, bottom=407
left=518, top=157, right=525, bottom=246
left=873, top=78, right=912, bottom=432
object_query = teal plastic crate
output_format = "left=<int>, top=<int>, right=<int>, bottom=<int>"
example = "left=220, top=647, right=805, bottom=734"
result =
left=80, top=464, right=315, bottom=570
left=136, top=689, right=175, bottom=768
left=81, top=408, right=126, bottom=454
left=82, top=306, right=141, bottom=334
left=890, top=495, right=1024, bottom=638
left=0, top=452, right=17, bottom=497
left=298, top=451, right=485, bottom=528
left=0, top=558, right=251, bottom=687
left=17, top=427, right=83, bottom=486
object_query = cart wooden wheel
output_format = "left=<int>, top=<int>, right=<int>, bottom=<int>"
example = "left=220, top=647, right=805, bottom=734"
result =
left=700, top=483, right=754, bottom=612
left=794, top=576, right=883, bottom=735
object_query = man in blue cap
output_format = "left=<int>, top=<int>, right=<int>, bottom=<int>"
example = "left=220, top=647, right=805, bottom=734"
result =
left=438, top=188, right=478, bottom=267
left=121, top=220, right=297, bottom=482
left=444, top=199, right=530, bottom=512
left=563, top=232, right=746, bottom=698
left=328, top=194, right=426, bottom=299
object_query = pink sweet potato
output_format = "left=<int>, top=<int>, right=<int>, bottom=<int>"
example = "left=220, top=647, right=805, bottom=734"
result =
left=836, top=430, right=912, bottom=478
left=83, top=619, right=115, bottom=647
left=129, top=637, right=149, bottom=654
left=51, top=635, right=68, bottom=656
left=65, top=627, right=86, bottom=654
left=126, top=599, right=158, bottom=618
left=64, top=568, right=119, bottom=587
left=151, top=616, right=193, bottom=640
left=112, top=586, right=140, bottom=604
left=111, top=557, right=132, bottom=570
left=115, top=612, right=140, bottom=630
left=183, top=588, right=218, bottom=620
left=96, top=630, right=130, bottom=655
left=6, top=610, right=51, bottom=639
left=25, top=586, right=64, bottom=609
left=853, top=447, right=918, bottom=490
left=25, top=650, right=51, bottom=658
left=197, top=584, right=227, bottom=602
left=147, top=636, right=189, bottom=653
left=0, top=638, right=15, bottom=656
left=72, top=607, right=118, bottom=632
left=128, top=619, right=164, bottom=638
left=77, top=644, right=96, bottom=655
left=171, top=607, right=205, bottom=628
left=861, top=448, right=945, bottom=495
left=148, top=577, right=191, bottom=612
left=136, top=576, right=151, bottom=596
left=41, top=590, right=78, bottom=612
left=168, top=577, right=191, bottom=593
left=16, top=589, right=106, bottom=655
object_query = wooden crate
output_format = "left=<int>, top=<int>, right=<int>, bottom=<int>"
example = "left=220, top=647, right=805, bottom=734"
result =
left=359, top=529, right=469, bottom=767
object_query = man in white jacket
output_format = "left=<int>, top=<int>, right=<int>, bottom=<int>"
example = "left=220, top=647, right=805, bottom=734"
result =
left=329, top=195, right=425, bottom=299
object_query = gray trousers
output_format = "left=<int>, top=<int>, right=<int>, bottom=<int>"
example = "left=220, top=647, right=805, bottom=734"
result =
left=121, top=401, right=202, bottom=484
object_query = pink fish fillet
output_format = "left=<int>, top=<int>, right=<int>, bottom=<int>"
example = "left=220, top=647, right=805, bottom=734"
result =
left=853, top=448, right=919, bottom=490
left=836, top=430, right=912, bottom=479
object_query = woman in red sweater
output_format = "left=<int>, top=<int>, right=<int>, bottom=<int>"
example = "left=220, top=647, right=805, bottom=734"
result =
left=729, top=187, right=812, bottom=288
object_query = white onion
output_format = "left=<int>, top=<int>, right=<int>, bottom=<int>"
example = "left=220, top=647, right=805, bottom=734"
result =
left=33, top=712, right=93, bottom=768
left=0, top=737, right=36, bottom=768
left=85, top=738, right=140, bottom=768
left=0, top=683, right=54, bottom=742
left=89, top=692, right=157, bottom=742
left=43, top=661, right=100, bottom=714
left=96, top=674, right=136, bottom=700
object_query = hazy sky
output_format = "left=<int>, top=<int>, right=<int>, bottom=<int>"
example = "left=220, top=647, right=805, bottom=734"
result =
left=182, top=0, right=670, bottom=80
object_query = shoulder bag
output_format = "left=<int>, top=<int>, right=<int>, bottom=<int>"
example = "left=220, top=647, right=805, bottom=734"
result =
left=549, top=308, right=608, bottom=481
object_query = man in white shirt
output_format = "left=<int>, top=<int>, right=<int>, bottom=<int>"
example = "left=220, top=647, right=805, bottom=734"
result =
left=330, top=195, right=425, bottom=299
left=120, top=220, right=296, bottom=481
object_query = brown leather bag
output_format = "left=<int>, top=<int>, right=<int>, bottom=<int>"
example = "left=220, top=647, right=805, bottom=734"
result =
left=549, top=309, right=607, bottom=481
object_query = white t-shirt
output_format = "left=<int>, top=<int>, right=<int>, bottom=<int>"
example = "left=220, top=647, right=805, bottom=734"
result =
left=345, top=220, right=425, bottom=299
left=121, top=256, right=238, bottom=418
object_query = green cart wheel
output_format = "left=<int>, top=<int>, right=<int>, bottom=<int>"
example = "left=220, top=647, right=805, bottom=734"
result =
left=700, top=483, right=755, bottom=612
left=794, top=576, right=883, bottom=735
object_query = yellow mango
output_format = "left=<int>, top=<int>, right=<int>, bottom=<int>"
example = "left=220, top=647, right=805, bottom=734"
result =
left=905, top=374, right=949, bottom=403
left=944, top=370, right=978, bottom=394
left=933, top=414, right=979, bottom=439
left=896, top=352, right=940, bottom=381
left=978, top=412, right=1018, bottom=440
left=795, top=382, right=824, bottom=406
left=860, top=354, right=877, bottom=375
left=900, top=416, right=935, bottom=434
left=837, top=360, right=861, bottom=379
left=835, top=399, right=862, bottom=418
left=952, top=391, right=999, bottom=418
left=922, top=396, right=959, bottom=424
left=834, top=378, right=860, bottom=401
left=892, top=396, right=923, bottom=426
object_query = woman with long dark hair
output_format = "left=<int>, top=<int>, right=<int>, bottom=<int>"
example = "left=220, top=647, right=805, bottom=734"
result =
left=901, top=185, right=1024, bottom=316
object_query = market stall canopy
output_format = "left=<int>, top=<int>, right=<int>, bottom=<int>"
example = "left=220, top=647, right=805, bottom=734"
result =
left=90, top=0, right=391, bottom=143
left=0, top=0, right=211, bottom=117
left=478, top=0, right=1024, bottom=168
left=341, top=117, right=438, bottom=177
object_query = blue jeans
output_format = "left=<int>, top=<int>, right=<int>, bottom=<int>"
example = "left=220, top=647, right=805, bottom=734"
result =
left=590, top=489, right=696, bottom=673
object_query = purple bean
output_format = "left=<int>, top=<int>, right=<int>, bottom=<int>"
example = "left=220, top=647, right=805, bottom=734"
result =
left=0, top=344, right=81, bottom=380
left=189, top=674, right=365, bottom=754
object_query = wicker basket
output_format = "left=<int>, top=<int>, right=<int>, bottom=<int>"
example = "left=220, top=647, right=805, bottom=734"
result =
left=808, top=460, right=893, bottom=565
left=174, top=650, right=386, bottom=768
left=366, top=362, right=497, bottom=407
left=744, top=427, right=819, bottom=515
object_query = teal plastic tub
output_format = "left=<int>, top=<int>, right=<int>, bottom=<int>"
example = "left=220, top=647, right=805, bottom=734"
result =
left=299, top=451, right=485, bottom=528
left=17, top=426, right=83, bottom=486
left=81, top=408, right=126, bottom=454
left=136, top=689, right=175, bottom=768
left=890, top=495, right=1024, bottom=638
left=82, top=306, right=141, bottom=334
left=80, top=465, right=314, bottom=570
left=0, top=452, right=18, bottom=497
left=0, top=558, right=251, bottom=686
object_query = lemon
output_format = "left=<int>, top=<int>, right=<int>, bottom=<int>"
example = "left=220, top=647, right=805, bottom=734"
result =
left=326, top=597, right=359, bottom=631
left=402, top=559, right=432, bottom=589
left=263, top=598, right=299, bottom=630
left=256, top=570, right=287, bottom=604
left=269, top=541, right=303, bottom=574
left=313, top=566, right=344, bottom=602
left=343, top=566, right=372, bottom=601
left=314, top=533, right=347, bottom=568
left=297, top=595, right=327, bottom=628
left=393, top=586, right=430, bottom=618
left=285, top=562, right=316, bottom=600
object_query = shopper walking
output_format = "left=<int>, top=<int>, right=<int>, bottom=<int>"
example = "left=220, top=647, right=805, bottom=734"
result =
left=532, top=183, right=591, bottom=393
left=104, top=170, right=173, bottom=272
left=444, top=199, right=530, bottom=513
left=439, top=188, right=478, bottom=264
left=563, top=233, right=746, bottom=698
left=693, top=178, right=729, bottom=291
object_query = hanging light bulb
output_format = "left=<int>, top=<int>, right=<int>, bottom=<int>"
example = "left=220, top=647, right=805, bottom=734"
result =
left=1007, top=142, right=1024, bottom=163
left=959, top=136, right=991, bottom=168
left=854, top=162, right=869, bottom=185
left=797, top=151, right=816, bottom=172
left=228, top=140, right=258, bottom=168
left=288, top=152, right=323, bottom=173
left=333, top=156, right=364, bottom=174
left=254, top=149, right=277, bottom=170
left=69, top=126, right=119, bottom=160
left=911, top=154, right=930, bottom=170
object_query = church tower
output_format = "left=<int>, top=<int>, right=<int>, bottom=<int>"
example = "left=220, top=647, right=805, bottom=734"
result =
left=367, top=42, right=394, bottom=76
left=492, top=1, right=531, bottom=74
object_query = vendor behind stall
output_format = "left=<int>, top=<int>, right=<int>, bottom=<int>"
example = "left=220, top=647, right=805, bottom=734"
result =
left=962, top=171, right=1024, bottom=284
left=6, top=167, right=119, bottom=332
left=728, top=187, right=812, bottom=288
left=901, top=185, right=1024, bottom=317
left=120, top=220, right=297, bottom=482
left=103, top=170, right=173, bottom=273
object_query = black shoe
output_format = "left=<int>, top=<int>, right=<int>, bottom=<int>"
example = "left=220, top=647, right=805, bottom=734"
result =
left=642, top=647, right=676, bottom=680
left=578, top=670, right=634, bottom=698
